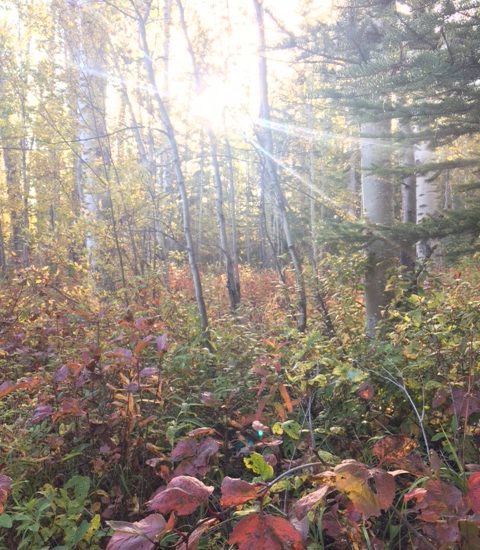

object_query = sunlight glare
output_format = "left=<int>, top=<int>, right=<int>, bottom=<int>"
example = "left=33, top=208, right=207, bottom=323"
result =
left=190, top=78, right=253, bottom=132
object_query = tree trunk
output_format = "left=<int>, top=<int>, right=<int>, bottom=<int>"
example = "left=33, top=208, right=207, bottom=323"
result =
left=176, top=0, right=240, bottom=310
left=137, top=9, right=209, bottom=335
left=69, top=0, right=109, bottom=273
left=399, top=121, right=416, bottom=270
left=225, top=138, right=241, bottom=302
left=360, top=120, right=394, bottom=337
left=253, top=0, right=307, bottom=332
left=415, top=140, right=441, bottom=264
left=2, top=147, right=23, bottom=264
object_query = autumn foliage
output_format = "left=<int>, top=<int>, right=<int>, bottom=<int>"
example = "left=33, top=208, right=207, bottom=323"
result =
left=0, top=264, right=480, bottom=548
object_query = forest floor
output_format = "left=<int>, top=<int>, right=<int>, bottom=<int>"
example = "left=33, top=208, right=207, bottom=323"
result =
left=0, top=259, right=479, bottom=549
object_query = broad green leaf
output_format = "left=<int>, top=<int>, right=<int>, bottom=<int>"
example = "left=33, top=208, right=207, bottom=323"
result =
left=0, top=513, right=12, bottom=528
left=282, top=420, right=301, bottom=440
left=244, top=452, right=274, bottom=481
left=272, top=422, right=284, bottom=435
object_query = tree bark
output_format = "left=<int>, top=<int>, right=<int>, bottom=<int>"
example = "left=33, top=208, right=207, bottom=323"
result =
left=399, top=121, right=416, bottom=270
left=360, top=120, right=394, bottom=337
left=415, top=140, right=441, bottom=264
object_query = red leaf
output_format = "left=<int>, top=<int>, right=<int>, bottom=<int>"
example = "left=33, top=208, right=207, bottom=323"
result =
left=106, top=514, right=169, bottom=550
left=228, top=513, right=304, bottom=550
left=405, top=480, right=465, bottom=522
left=422, top=519, right=460, bottom=547
left=373, top=436, right=417, bottom=464
left=52, top=398, right=87, bottom=422
left=220, top=477, right=263, bottom=508
left=148, top=476, right=213, bottom=516
left=449, top=388, right=480, bottom=419
left=357, top=381, right=374, bottom=400
left=171, top=438, right=197, bottom=461
left=0, top=474, right=12, bottom=513
left=404, top=488, right=427, bottom=504
left=292, top=485, right=330, bottom=520
left=0, top=381, right=17, bottom=398
left=177, top=518, right=219, bottom=550
left=187, top=427, right=218, bottom=438
left=31, top=404, right=53, bottom=424
left=467, top=472, right=480, bottom=513
left=172, top=437, right=220, bottom=478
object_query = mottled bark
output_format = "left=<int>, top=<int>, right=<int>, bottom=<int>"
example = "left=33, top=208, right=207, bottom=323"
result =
left=415, top=140, right=441, bottom=264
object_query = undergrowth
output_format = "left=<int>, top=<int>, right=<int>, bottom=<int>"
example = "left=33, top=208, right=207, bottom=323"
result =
left=0, top=259, right=479, bottom=549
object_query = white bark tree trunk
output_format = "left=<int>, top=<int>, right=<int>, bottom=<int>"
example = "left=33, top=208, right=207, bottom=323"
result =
left=69, top=0, right=109, bottom=272
left=360, top=120, right=394, bottom=337
left=399, top=121, right=416, bottom=269
left=415, top=140, right=441, bottom=263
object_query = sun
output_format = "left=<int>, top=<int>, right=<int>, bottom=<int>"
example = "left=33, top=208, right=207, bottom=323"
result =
left=190, top=77, right=254, bottom=133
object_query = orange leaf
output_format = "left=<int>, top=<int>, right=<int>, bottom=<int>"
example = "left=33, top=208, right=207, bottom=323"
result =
left=134, top=337, right=153, bottom=357
left=52, top=398, right=87, bottom=422
left=229, top=513, right=304, bottom=550
left=0, top=381, right=17, bottom=399
left=0, top=475, right=12, bottom=514
left=278, top=383, right=293, bottom=413
left=220, top=477, right=263, bottom=508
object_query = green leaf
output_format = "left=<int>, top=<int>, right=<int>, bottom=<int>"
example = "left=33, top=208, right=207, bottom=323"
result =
left=317, top=450, right=341, bottom=465
left=0, top=513, right=12, bottom=528
left=65, top=476, right=90, bottom=503
left=244, top=452, right=274, bottom=481
left=333, top=365, right=366, bottom=383
left=69, top=519, right=90, bottom=545
left=282, top=420, right=301, bottom=440
left=309, top=374, right=328, bottom=387
left=272, top=422, right=284, bottom=435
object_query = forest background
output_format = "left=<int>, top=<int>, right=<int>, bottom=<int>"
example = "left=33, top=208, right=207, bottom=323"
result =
left=0, top=0, right=479, bottom=548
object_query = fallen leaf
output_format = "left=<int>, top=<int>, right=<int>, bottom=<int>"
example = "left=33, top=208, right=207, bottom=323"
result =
left=31, top=404, right=53, bottom=424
